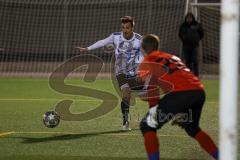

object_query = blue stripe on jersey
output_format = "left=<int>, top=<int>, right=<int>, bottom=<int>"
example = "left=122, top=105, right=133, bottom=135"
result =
left=135, top=33, right=142, bottom=40
left=113, top=32, right=121, bottom=35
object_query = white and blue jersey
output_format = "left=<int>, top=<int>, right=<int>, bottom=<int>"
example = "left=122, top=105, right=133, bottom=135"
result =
left=87, top=32, right=144, bottom=76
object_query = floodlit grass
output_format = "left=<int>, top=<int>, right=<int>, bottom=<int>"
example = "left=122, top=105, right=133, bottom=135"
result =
left=0, top=78, right=239, bottom=160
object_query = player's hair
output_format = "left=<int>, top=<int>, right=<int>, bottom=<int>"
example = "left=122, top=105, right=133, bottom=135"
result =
left=121, top=16, right=135, bottom=27
left=142, top=34, right=160, bottom=54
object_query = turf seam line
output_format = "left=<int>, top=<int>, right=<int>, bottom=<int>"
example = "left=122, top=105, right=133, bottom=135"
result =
left=2, top=131, right=189, bottom=138
left=0, top=98, right=219, bottom=103
left=0, top=98, right=102, bottom=102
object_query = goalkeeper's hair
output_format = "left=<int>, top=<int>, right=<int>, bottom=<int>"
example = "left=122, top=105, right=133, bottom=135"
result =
left=142, top=34, right=160, bottom=54
left=121, top=16, right=135, bottom=27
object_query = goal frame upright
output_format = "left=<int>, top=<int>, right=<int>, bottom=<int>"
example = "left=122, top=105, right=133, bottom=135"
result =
left=219, top=0, right=239, bottom=159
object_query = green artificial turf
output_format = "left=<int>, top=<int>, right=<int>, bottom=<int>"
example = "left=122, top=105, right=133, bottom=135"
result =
left=0, top=78, right=239, bottom=160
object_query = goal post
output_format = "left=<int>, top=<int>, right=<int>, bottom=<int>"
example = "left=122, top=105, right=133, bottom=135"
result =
left=219, top=0, right=239, bottom=159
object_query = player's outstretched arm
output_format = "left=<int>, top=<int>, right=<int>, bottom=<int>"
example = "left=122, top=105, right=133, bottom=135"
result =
left=75, top=34, right=114, bottom=53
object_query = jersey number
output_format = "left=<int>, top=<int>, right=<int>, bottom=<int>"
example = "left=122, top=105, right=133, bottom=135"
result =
left=156, top=56, right=189, bottom=74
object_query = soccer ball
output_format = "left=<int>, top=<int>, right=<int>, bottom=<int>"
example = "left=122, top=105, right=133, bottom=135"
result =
left=43, top=111, right=60, bottom=128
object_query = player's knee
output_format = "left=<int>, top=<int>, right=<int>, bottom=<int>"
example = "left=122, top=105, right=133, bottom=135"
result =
left=122, top=93, right=130, bottom=102
left=140, top=119, right=156, bottom=135
left=184, top=126, right=201, bottom=137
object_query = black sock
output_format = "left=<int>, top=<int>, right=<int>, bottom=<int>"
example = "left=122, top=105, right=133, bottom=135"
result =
left=121, top=100, right=129, bottom=125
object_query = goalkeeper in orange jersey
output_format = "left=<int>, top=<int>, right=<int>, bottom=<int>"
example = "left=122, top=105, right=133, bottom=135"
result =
left=138, top=34, right=219, bottom=160
left=76, top=16, right=144, bottom=131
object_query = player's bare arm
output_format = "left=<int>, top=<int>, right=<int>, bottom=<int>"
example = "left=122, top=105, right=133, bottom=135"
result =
left=75, top=46, right=88, bottom=52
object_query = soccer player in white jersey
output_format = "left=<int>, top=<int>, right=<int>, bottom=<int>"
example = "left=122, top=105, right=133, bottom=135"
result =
left=76, top=16, right=143, bottom=131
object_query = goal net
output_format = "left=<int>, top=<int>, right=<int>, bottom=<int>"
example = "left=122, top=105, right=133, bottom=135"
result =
left=0, top=0, right=186, bottom=77
left=191, top=3, right=221, bottom=76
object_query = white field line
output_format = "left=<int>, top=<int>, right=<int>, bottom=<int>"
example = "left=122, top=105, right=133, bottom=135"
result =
left=0, top=132, right=15, bottom=137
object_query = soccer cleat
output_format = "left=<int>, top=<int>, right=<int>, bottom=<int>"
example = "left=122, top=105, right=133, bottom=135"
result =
left=122, top=121, right=131, bottom=131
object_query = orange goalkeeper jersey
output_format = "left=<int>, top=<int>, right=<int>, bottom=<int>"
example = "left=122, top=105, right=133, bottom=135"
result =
left=138, top=50, right=204, bottom=107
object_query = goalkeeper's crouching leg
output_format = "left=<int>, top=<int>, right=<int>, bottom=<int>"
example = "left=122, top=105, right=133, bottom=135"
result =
left=140, top=119, right=160, bottom=160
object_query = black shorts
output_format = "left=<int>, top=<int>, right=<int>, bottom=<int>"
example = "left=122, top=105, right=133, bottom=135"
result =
left=155, top=89, right=205, bottom=129
left=116, top=73, right=144, bottom=91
